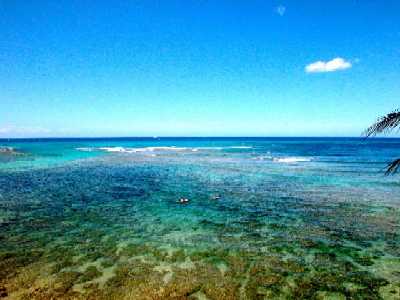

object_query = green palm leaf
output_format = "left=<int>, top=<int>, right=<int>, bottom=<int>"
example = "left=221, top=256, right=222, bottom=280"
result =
left=385, top=158, right=400, bottom=175
left=364, top=110, right=400, bottom=137
left=364, top=109, right=400, bottom=175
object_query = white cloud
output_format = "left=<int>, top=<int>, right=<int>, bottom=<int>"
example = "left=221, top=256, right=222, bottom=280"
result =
left=305, top=57, right=352, bottom=73
left=275, top=5, right=286, bottom=16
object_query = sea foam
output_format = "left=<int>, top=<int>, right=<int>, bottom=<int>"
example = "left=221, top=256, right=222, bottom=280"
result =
left=98, top=146, right=190, bottom=153
left=273, top=157, right=312, bottom=163
left=76, top=145, right=252, bottom=153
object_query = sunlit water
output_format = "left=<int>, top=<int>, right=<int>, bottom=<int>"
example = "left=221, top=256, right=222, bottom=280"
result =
left=0, top=138, right=399, bottom=299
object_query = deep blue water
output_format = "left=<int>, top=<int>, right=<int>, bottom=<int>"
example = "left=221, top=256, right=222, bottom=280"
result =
left=0, top=138, right=399, bottom=299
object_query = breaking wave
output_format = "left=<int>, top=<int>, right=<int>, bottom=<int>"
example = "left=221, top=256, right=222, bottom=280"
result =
left=273, top=157, right=312, bottom=163
left=76, top=146, right=253, bottom=153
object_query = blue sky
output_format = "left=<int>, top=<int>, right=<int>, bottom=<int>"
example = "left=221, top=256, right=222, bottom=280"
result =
left=1, top=0, right=400, bottom=137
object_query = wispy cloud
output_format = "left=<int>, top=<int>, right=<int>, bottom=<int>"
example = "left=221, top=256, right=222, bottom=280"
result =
left=275, top=5, right=286, bottom=16
left=305, top=57, right=352, bottom=73
left=0, top=125, right=51, bottom=136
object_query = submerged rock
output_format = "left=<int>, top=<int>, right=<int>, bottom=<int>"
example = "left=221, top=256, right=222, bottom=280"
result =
left=315, top=291, right=346, bottom=300
left=0, top=286, right=7, bottom=298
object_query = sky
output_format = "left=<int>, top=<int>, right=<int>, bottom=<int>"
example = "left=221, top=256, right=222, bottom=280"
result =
left=1, top=0, right=400, bottom=137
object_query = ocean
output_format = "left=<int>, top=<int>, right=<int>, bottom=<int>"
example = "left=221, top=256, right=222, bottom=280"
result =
left=0, top=137, right=399, bottom=299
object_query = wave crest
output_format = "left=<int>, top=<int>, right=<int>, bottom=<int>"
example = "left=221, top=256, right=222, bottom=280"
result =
left=76, top=145, right=253, bottom=153
left=273, top=157, right=312, bottom=163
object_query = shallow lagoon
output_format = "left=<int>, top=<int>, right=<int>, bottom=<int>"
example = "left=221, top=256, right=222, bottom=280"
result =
left=0, top=138, right=400, bottom=299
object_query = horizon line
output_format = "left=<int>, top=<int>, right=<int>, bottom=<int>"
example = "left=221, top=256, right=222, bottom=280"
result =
left=1, top=136, right=399, bottom=140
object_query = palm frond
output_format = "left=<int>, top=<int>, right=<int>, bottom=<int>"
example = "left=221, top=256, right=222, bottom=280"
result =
left=385, top=158, right=400, bottom=175
left=364, top=110, right=400, bottom=137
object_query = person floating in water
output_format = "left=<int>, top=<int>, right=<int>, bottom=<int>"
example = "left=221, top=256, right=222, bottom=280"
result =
left=178, top=198, right=189, bottom=204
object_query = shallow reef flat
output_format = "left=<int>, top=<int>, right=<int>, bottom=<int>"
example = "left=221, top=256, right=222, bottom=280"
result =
left=1, top=149, right=400, bottom=299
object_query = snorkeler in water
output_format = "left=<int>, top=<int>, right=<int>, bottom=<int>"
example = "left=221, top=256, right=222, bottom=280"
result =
left=178, top=198, right=189, bottom=204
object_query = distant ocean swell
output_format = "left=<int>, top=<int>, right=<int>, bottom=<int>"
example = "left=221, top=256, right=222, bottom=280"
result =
left=75, top=146, right=311, bottom=163
left=76, top=146, right=253, bottom=152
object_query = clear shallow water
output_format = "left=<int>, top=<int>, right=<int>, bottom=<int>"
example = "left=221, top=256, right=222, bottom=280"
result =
left=0, top=138, right=400, bottom=299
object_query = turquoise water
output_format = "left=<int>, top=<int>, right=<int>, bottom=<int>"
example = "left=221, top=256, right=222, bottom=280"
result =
left=0, top=138, right=399, bottom=299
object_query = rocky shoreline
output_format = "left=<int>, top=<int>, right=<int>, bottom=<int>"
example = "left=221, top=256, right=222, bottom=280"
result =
left=0, top=147, right=22, bottom=155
